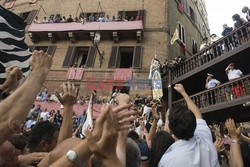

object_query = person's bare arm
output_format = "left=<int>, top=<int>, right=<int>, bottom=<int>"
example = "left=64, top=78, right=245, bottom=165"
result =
left=241, top=133, right=250, bottom=144
left=56, top=82, right=77, bottom=145
left=174, top=84, right=202, bottom=119
left=0, top=50, right=52, bottom=145
left=146, top=105, right=158, bottom=149
left=225, top=118, right=243, bottom=167
left=225, top=64, right=232, bottom=74
left=163, top=109, right=171, bottom=133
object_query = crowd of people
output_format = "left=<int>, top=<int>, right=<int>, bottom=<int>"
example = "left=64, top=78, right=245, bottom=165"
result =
left=1, top=4, right=250, bottom=167
left=33, top=12, right=143, bottom=24
left=0, top=50, right=250, bottom=167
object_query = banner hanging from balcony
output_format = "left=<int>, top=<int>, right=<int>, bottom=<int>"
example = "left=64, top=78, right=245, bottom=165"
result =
left=0, top=5, right=31, bottom=84
left=149, top=58, right=163, bottom=100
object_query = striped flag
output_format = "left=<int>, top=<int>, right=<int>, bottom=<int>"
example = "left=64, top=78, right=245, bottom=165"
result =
left=0, top=5, right=31, bottom=84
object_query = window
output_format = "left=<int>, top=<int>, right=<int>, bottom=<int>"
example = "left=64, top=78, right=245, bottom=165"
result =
left=62, top=46, right=97, bottom=68
left=178, top=23, right=185, bottom=43
left=192, top=38, right=198, bottom=54
left=28, top=45, right=57, bottom=56
left=72, top=47, right=89, bottom=67
left=189, top=6, right=197, bottom=25
left=19, top=10, right=38, bottom=25
left=108, top=46, right=142, bottom=69
left=118, top=10, right=145, bottom=21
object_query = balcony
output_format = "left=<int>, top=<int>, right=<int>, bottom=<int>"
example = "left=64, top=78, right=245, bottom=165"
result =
left=173, top=74, right=250, bottom=122
left=28, top=21, right=143, bottom=43
left=168, top=23, right=250, bottom=85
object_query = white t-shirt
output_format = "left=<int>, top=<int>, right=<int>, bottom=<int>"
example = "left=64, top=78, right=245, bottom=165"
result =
left=206, top=79, right=220, bottom=89
left=40, top=111, right=49, bottom=121
left=227, top=69, right=242, bottom=80
left=142, top=106, right=152, bottom=116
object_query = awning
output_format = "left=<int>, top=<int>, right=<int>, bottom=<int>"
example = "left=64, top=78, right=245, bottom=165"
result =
left=28, top=20, right=143, bottom=32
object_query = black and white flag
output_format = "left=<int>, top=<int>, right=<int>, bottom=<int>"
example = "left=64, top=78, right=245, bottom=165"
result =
left=0, top=5, right=31, bottom=84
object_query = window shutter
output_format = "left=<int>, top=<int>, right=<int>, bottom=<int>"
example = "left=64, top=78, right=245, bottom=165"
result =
left=133, top=46, right=142, bottom=69
left=85, top=46, right=97, bottom=68
left=139, top=10, right=146, bottom=24
left=108, top=46, right=119, bottom=68
left=182, top=27, right=185, bottom=43
left=25, top=10, right=38, bottom=25
left=62, top=46, right=76, bottom=68
left=47, top=45, right=57, bottom=57
left=28, top=45, right=35, bottom=52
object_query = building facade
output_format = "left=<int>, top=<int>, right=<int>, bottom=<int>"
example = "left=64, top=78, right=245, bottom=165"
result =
left=4, top=0, right=209, bottom=100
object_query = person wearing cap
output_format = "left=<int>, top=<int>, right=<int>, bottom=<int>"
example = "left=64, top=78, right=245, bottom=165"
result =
left=205, top=73, right=220, bottom=89
left=225, top=63, right=244, bottom=97
left=242, top=6, right=250, bottom=22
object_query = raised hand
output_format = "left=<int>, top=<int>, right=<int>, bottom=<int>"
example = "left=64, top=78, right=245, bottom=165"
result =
left=29, top=50, right=53, bottom=73
left=174, top=84, right=186, bottom=95
left=2, top=66, right=23, bottom=92
left=225, top=118, right=241, bottom=140
left=56, top=82, right=77, bottom=106
left=152, top=104, right=159, bottom=120
left=214, top=137, right=225, bottom=152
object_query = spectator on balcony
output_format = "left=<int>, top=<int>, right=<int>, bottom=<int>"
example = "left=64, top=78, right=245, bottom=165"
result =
left=97, top=14, right=105, bottom=22
left=222, top=24, right=234, bottom=51
left=242, top=6, right=250, bottom=22
left=205, top=73, right=220, bottom=89
left=232, top=14, right=248, bottom=44
left=111, top=15, right=116, bottom=21
left=34, top=16, right=40, bottom=24
left=210, top=34, right=222, bottom=57
left=74, top=16, right=79, bottom=23
left=54, top=15, right=62, bottom=23
left=105, top=15, right=111, bottom=22
left=61, top=16, right=67, bottom=23
left=40, top=108, right=49, bottom=121
left=89, top=13, right=95, bottom=22
left=116, top=14, right=122, bottom=21
left=54, top=110, right=63, bottom=126
left=199, top=37, right=211, bottom=65
left=225, top=63, right=244, bottom=97
left=136, top=13, right=142, bottom=20
left=42, top=17, right=48, bottom=23
left=67, top=14, right=74, bottom=22
left=48, top=15, right=54, bottom=23
left=124, top=16, right=129, bottom=21
left=25, top=114, right=37, bottom=130
left=130, top=16, right=135, bottom=21
left=41, top=88, right=48, bottom=101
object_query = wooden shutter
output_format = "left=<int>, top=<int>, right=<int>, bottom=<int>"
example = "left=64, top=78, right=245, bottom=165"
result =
left=25, top=10, right=38, bottom=25
left=28, top=45, right=35, bottom=52
left=47, top=45, right=57, bottom=57
left=108, top=46, right=119, bottom=68
left=133, top=46, right=142, bottom=69
left=85, top=46, right=97, bottom=68
left=139, top=10, right=145, bottom=23
left=116, top=51, right=121, bottom=68
left=62, top=46, right=76, bottom=68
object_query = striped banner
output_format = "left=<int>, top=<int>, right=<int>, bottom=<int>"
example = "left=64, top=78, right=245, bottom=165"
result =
left=0, top=5, right=31, bottom=84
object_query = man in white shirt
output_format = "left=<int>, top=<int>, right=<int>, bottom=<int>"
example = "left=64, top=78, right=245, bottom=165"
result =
left=225, top=63, right=244, bottom=97
left=158, top=84, right=219, bottom=167
left=205, top=73, right=220, bottom=89
left=40, top=109, right=49, bottom=121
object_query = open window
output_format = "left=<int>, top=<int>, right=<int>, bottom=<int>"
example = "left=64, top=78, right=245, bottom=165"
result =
left=189, top=6, right=197, bottom=25
left=112, top=86, right=130, bottom=95
left=192, top=38, right=198, bottom=54
left=178, top=23, right=185, bottom=43
left=62, top=46, right=97, bottom=68
left=108, top=46, right=142, bottom=69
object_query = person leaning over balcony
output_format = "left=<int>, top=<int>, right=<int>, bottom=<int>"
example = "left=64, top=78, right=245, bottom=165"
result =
left=67, top=14, right=74, bottom=22
left=225, top=63, right=244, bottom=97
left=205, top=73, right=220, bottom=89
left=242, top=6, right=250, bottom=22
left=232, top=14, right=248, bottom=44
left=158, top=84, right=220, bottom=167
left=222, top=24, right=234, bottom=51
left=199, top=37, right=211, bottom=65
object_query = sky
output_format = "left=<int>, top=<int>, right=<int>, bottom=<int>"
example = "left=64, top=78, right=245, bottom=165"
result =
left=206, top=0, right=248, bottom=37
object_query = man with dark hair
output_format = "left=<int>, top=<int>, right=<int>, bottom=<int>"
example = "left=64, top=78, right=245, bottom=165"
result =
left=28, top=121, right=59, bottom=153
left=159, top=84, right=219, bottom=167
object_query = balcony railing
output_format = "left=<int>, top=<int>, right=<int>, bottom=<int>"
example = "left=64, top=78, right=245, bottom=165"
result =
left=171, top=22, right=250, bottom=81
left=173, top=74, right=250, bottom=110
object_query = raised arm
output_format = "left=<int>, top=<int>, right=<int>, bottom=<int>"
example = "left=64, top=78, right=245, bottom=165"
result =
left=225, top=63, right=232, bottom=74
left=0, top=50, right=52, bottom=145
left=225, top=118, right=243, bottom=167
left=56, top=82, right=77, bottom=145
left=174, top=84, right=202, bottom=119
left=146, top=105, right=158, bottom=149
